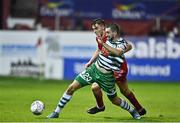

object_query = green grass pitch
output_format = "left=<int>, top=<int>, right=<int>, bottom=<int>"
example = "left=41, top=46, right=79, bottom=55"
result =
left=0, top=76, right=180, bottom=122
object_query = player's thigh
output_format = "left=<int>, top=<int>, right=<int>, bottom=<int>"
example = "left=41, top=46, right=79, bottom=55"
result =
left=75, top=66, right=95, bottom=87
left=66, top=80, right=82, bottom=94
left=97, top=75, right=117, bottom=99
left=116, top=79, right=131, bottom=94
left=69, top=80, right=82, bottom=89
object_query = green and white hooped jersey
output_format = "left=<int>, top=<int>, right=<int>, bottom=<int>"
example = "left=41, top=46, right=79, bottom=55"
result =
left=96, top=37, right=127, bottom=71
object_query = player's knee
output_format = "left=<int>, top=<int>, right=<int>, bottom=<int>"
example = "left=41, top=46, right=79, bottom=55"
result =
left=66, top=83, right=78, bottom=95
left=91, top=83, right=101, bottom=92
left=107, top=94, right=119, bottom=105
left=66, top=84, right=75, bottom=95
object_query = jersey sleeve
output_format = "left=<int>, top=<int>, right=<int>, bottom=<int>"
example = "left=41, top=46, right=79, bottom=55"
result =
left=96, top=35, right=107, bottom=50
left=96, top=37, right=103, bottom=50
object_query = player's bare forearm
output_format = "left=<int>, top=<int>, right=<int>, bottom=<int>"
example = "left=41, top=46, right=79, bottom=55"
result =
left=96, top=38, right=123, bottom=56
left=88, top=49, right=100, bottom=63
left=125, top=42, right=132, bottom=53
left=85, top=49, right=100, bottom=68
left=102, top=43, right=123, bottom=56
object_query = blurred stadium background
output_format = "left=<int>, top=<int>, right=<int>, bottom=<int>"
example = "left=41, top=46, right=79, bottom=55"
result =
left=0, top=0, right=180, bottom=122
left=0, top=0, right=179, bottom=81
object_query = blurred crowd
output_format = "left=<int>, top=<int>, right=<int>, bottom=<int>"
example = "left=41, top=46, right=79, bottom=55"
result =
left=8, top=17, right=180, bottom=37
left=0, top=0, right=179, bottom=37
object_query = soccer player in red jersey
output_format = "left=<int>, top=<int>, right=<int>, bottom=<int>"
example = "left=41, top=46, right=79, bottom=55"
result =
left=85, top=19, right=146, bottom=116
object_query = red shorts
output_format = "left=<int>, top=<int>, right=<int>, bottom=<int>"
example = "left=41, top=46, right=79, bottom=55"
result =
left=113, top=60, right=128, bottom=82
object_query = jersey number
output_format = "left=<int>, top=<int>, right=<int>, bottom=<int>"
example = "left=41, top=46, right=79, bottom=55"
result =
left=81, top=71, right=92, bottom=81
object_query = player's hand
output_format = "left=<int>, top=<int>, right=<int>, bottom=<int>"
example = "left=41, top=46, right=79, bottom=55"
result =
left=101, top=47, right=109, bottom=57
left=85, top=61, right=92, bottom=68
left=97, top=37, right=103, bottom=44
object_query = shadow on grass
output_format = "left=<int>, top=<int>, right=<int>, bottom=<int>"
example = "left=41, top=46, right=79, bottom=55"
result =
left=35, top=115, right=178, bottom=122
left=103, top=116, right=164, bottom=122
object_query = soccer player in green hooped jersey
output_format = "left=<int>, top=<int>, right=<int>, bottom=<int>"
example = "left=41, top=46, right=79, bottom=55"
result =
left=86, top=19, right=146, bottom=116
left=47, top=23, right=141, bottom=120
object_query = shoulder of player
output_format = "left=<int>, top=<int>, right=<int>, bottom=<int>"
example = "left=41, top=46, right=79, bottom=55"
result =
left=106, top=37, right=126, bottom=45
left=116, top=37, right=127, bottom=44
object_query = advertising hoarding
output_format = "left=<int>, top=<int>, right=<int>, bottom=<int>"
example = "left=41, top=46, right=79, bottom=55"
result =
left=0, top=31, right=179, bottom=81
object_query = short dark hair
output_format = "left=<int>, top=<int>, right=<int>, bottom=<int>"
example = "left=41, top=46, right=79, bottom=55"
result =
left=106, top=23, right=121, bottom=36
left=91, top=18, right=105, bottom=26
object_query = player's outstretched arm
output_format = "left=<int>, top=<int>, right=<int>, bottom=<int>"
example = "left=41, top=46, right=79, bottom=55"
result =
left=102, top=42, right=124, bottom=56
left=85, top=48, right=100, bottom=68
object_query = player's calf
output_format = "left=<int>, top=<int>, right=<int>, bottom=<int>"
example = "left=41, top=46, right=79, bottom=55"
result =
left=110, top=97, right=141, bottom=120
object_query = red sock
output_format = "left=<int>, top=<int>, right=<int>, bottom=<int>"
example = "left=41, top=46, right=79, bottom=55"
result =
left=126, top=92, right=142, bottom=111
